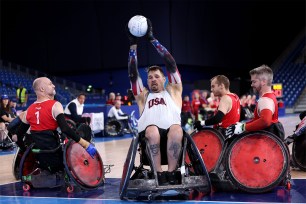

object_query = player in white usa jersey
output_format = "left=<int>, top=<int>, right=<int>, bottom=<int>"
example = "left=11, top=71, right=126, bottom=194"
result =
left=127, top=18, right=183, bottom=185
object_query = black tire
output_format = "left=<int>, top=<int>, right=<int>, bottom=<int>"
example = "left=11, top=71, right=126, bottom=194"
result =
left=105, top=119, right=124, bottom=137
left=119, top=135, right=139, bottom=199
left=292, top=132, right=306, bottom=171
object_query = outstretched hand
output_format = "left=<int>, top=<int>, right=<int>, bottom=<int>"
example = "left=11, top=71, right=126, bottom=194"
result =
left=86, top=143, right=97, bottom=158
left=225, top=122, right=245, bottom=138
left=146, top=18, right=155, bottom=41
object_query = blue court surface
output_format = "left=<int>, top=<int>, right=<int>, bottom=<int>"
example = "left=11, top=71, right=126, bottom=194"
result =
left=0, top=178, right=306, bottom=203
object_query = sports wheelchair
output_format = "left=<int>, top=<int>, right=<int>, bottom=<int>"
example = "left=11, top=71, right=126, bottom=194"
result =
left=119, top=125, right=211, bottom=200
left=13, top=124, right=105, bottom=193
left=105, top=111, right=138, bottom=137
left=190, top=127, right=291, bottom=193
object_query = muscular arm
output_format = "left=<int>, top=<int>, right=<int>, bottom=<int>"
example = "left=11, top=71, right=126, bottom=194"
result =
left=245, top=97, right=274, bottom=131
left=151, top=40, right=182, bottom=85
left=246, top=109, right=272, bottom=131
left=128, top=44, right=147, bottom=114
left=53, top=102, right=90, bottom=148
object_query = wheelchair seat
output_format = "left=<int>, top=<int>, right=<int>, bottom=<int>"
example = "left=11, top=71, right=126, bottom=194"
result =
left=119, top=130, right=211, bottom=200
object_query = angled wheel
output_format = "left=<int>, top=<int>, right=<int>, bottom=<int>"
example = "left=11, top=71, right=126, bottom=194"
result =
left=187, top=128, right=224, bottom=172
left=64, top=140, right=104, bottom=190
left=119, top=135, right=139, bottom=199
left=292, top=132, right=306, bottom=171
left=226, top=131, right=289, bottom=193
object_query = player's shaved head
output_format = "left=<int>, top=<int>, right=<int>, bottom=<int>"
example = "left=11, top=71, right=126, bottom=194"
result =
left=32, top=77, right=47, bottom=92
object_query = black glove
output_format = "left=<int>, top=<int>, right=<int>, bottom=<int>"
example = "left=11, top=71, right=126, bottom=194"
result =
left=225, top=124, right=235, bottom=138
left=126, top=24, right=138, bottom=45
left=146, top=18, right=155, bottom=41
left=193, top=120, right=203, bottom=131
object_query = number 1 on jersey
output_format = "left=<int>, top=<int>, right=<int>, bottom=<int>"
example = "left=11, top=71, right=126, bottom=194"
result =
left=35, top=111, right=40, bottom=124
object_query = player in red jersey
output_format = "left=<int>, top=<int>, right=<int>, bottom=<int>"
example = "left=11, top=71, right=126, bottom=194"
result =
left=194, top=75, right=240, bottom=133
left=226, top=65, right=285, bottom=139
left=15, top=77, right=96, bottom=173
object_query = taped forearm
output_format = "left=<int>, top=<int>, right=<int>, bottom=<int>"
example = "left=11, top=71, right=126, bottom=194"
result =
left=151, top=40, right=181, bottom=84
left=128, top=48, right=144, bottom=95
left=205, top=111, right=225, bottom=126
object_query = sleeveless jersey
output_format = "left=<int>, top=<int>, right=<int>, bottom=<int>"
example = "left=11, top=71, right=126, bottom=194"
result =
left=253, top=92, right=279, bottom=123
left=138, top=91, right=181, bottom=132
left=218, top=93, right=241, bottom=128
left=26, top=100, right=58, bottom=131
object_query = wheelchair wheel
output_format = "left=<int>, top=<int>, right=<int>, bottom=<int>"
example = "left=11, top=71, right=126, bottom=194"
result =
left=187, top=128, right=224, bottom=172
left=119, top=135, right=139, bottom=199
left=19, top=144, right=39, bottom=182
left=226, top=131, right=289, bottom=193
left=12, top=147, right=24, bottom=180
left=292, top=132, right=306, bottom=171
left=185, top=132, right=212, bottom=193
left=76, top=124, right=93, bottom=142
left=64, top=140, right=104, bottom=190
left=105, top=118, right=124, bottom=137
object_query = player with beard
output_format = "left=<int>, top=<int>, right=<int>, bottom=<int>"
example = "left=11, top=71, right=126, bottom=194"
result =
left=127, top=19, right=183, bottom=185
left=225, top=65, right=285, bottom=140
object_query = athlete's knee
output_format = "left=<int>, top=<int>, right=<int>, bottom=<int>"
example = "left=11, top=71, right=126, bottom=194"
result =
left=145, top=126, right=160, bottom=142
left=168, top=125, right=183, bottom=141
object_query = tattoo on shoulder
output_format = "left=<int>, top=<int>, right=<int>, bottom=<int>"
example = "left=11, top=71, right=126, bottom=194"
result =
left=150, top=144, right=160, bottom=156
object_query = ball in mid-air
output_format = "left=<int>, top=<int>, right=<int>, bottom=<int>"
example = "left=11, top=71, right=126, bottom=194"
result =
left=128, top=15, right=148, bottom=37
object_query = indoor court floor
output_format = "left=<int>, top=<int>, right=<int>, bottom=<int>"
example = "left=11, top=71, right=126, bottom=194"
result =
left=1, top=113, right=306, bottom=203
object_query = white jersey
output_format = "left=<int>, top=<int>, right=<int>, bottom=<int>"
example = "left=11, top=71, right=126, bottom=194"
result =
left=138, top=90, right=181, bottom=132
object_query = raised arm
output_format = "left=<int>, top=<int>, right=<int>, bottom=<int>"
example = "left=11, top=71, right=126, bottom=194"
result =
left=127, top=26, right=147, bottom=111
left=146, top=19, right=182, bottom=89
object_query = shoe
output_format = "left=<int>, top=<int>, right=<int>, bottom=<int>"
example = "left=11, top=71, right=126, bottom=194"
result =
left=167, top=170, right=177, bottom=185
left=157, top=171, right=168, bottom=186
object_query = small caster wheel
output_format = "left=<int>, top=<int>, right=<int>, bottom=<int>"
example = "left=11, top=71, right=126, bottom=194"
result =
left=286, top=181, right=291, bottom=190
left=67, top=185, right=74, bottom=193
left=23, top=183, right=31, bottom=191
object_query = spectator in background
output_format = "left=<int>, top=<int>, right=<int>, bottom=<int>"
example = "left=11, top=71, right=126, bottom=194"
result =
left=106, top=92, right=115, bottom=105
left=181, top=95, right=193, bottom=133
left=9, top=98, right=17, bottom=117
left=0, top=94, right=16, bottom=147
left=16, top=84, right=28, bottom=107
left=64, top=93, right=91, bottom=124
left=191, top=92, right=203, bottom=121
left=107, top=100, right=129, bottom=131
left=107, top=100, right=128, bottom=120
left=115, top=93, right=124, bottom=104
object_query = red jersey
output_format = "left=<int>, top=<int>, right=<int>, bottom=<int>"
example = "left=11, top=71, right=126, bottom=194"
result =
left=191, top=99, right=202, bottom=113
left=26, top=100, right=58, bottom=131
left=218, top=93, right=241, bottom=128
left=182, top=101, right=192, bottom=113
left=253, top=92, right=278, bottom=123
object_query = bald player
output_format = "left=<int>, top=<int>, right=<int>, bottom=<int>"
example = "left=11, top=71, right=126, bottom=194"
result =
left=15, top=77, right=96, bottom=173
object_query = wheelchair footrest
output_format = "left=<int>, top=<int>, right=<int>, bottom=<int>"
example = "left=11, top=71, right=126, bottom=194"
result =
left=127, top=175, right=210, bottom=191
